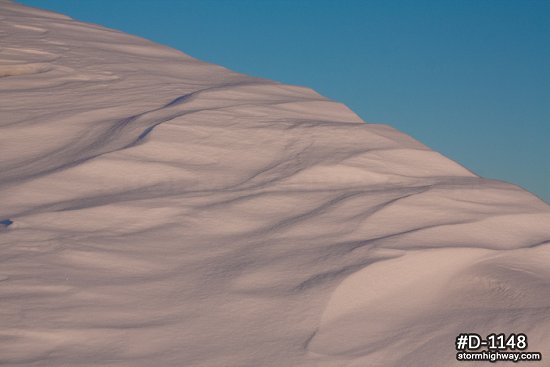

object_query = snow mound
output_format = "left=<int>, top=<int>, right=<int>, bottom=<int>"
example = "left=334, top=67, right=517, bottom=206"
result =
left=1, top=2, right=549, bottom=367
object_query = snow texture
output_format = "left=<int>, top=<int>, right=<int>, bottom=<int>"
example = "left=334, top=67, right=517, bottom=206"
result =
left=1, top=3, right=549, bottom=366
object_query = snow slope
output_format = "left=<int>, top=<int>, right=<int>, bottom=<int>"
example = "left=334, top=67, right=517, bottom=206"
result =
left=1, top=3, right=549, bottom=366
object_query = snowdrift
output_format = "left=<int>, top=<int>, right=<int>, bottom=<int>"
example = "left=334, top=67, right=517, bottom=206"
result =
left=1, top=3, right=549, bottom=366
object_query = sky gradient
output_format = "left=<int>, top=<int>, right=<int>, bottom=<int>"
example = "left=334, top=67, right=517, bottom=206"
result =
left=18, top=0, right=550, bottom=203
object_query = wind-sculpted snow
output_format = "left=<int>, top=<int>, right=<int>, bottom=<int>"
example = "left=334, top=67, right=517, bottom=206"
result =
left=1, top=3, right=550, bottom=367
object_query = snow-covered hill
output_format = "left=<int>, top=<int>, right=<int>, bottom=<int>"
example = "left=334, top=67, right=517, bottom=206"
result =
left=1, top=3, right=549, bottom=366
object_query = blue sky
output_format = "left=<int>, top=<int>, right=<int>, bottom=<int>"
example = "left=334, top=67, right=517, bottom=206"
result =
left=19, top=0, right=550, bottom=203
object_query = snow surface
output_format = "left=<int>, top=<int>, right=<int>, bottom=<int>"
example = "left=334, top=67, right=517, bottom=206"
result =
left=1, top=2, right=550, bottom=366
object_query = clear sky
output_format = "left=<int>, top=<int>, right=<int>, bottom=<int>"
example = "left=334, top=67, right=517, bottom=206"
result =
left=18, top=0, right=550, bottom=203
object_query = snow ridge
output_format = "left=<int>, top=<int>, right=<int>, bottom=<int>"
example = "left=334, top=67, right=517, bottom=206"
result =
left=1, top=3, right=550, bottom=367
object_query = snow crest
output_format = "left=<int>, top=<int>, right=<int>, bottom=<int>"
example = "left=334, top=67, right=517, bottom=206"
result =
left=1, top=3, right=550, bottom=367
